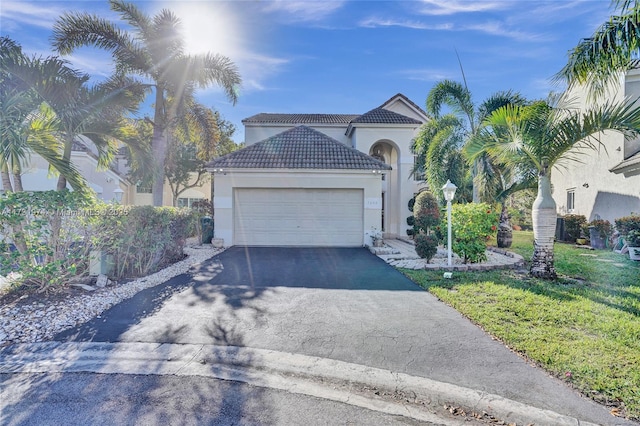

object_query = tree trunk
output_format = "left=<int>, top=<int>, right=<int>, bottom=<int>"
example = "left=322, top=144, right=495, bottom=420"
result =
left=151, top=87, right=168, bottom=207
left=530, top=173, right=557, bottom=279
left=496, top=202, right=512, bottom=248
left=12, top=173, right=23, bottom=192
left=1, top=167, right=13, bottom=192
left=56, top=133, right=74, bottom=191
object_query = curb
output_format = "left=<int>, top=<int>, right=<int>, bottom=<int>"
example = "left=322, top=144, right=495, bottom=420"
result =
left=1, top=342, right=601, bottom=426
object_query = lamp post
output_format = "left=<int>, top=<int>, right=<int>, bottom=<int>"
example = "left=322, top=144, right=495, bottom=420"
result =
left=113, top=187, right=124, bottom=204
left=442, top=180, right=457, bottom=267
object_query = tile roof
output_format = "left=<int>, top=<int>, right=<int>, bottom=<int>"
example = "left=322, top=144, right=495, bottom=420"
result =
left=243, top=113, right=360, bottom=124
left=350, top=107, right=422, bottom=124
left=378, top=93, right=428, bottom=117
left=207, top=126, right=391, bottom=170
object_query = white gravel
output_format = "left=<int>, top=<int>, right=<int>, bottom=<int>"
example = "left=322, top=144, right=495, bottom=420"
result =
left=0, top=244, right=223, bottom=345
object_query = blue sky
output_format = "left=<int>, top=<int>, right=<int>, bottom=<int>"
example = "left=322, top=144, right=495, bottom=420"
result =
left=1, top=1, right=613, bottom=143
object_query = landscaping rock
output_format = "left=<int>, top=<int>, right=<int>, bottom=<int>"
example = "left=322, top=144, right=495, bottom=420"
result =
left=95, top=274, right=108, bottom=288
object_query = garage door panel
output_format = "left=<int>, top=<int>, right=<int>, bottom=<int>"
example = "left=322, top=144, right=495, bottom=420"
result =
left=234, top=188, right=363, bottom=246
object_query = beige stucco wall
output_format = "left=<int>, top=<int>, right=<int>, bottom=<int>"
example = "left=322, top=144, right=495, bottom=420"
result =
left=132, top=173, right=211, bottom=207
left=18, top=153, right=127, bottom=203
left=350, top=126, right=427, bottom=237
left=213, top=169, right=384, bottom=247
left=550, top=72, right=640, bottom=223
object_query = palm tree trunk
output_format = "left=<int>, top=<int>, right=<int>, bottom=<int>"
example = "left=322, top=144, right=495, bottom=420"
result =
left=56, top=133, right=74, bottom=191
left=151, top=87, right=168, bottom=207
left=496, top=202, right=513, bottom=248
left=12, top=171, right=23, bottom=192
left=530, top=173, right=557, bottom=279
left=1, top=166, right=13, bottom=192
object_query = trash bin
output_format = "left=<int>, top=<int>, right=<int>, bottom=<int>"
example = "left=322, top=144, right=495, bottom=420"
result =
left=200, top=216, right=214, bottom=244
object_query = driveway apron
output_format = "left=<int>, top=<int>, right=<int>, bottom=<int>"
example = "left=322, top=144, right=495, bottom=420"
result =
left=55, top=247, right=620, bottom=424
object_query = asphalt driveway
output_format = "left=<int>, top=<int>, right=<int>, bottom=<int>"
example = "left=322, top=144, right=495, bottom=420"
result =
left=54, top=247, right=624, bottom=424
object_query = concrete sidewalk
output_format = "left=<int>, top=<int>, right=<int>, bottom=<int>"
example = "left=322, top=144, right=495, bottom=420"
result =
left=0, top=341, right=616, bottom=425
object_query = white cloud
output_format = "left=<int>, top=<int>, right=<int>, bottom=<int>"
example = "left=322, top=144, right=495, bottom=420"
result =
left=0, top=1, right=64, bottom=29
left=418, top=0, right=510, bottom=16
left=262, top=0, right=346, bottom=22
left=359, top=17, right=452, bottom=31
left=463, top=21, right=551, bottom=42
left=397, top=68, right=453, bottom=82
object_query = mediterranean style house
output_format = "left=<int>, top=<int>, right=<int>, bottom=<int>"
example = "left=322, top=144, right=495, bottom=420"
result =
left=551, top=69, right=640, bottom=224
left=206, top=93, right=429, bottom=247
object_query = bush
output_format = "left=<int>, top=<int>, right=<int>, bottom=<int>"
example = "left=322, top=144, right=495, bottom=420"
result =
left=615, top=215, right=640, bottom=236
left=0, top=190, right=95, bottom=292
left=414, top=232, right=438, bottom=261
left=588, top=219, right=612, bottom=239
left=627, top=230, right=640, bottom=247
left=413, top=191, right=440, bottom=234
left=564, top=214, right=587, bottom=242
left=451, top=203, right=499, bottom=263
left=89, top=206, right=198, bottom=279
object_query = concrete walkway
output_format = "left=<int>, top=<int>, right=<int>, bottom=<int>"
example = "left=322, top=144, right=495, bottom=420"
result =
left=372, top=238, right=525, bottom=270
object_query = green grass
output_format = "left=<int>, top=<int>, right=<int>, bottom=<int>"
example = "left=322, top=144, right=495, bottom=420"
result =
left=401, top=231, right=640, bottom=421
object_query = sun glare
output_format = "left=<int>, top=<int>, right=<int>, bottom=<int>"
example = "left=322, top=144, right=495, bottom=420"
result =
left=171, top=2, right=241, bottom=58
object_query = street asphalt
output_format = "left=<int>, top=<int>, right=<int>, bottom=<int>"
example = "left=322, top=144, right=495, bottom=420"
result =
left=2, top=247, right=635, bottom=425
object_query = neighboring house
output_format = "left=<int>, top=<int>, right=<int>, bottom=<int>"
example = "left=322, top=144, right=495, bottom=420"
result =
left=2, top=138, right=212, bottom=207
left=5, top=138, right=130, bottom=203
left=551, top=69, right=640, bottom=224
left=206, top=93, right=429, bottom=247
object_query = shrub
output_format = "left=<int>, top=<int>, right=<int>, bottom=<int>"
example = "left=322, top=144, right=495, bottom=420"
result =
left=88, top=205, right=198, bottom=279
left=627, top=230, right=640, bottom=247
left=0, top=190, right=95, bottom=292
left=615, top=215, right=640, bottom=236
left=414, top=232, right=438, bottom=261
left=451, top=203, right=499, bottom=263
left=413, top=191, right=440, bottom=234
left=564, top=214, right=587, bottom=242
left=588, top=219, right=612, bottom=239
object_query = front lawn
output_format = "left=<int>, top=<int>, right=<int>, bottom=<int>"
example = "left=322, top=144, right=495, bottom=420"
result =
left=401, top=231, right=640, bottom=421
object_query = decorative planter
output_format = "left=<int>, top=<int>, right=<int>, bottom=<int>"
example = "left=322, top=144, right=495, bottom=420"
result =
left=373, top=239, right=384, bottom=247
left=629, top=247, right=640, bottom=261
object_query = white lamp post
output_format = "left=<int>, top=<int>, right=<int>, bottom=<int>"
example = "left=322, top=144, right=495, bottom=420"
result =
left=442, top=180, right=457, bottom=267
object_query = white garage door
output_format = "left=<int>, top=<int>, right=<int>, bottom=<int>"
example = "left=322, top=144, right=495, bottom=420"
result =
left=234, top=188, right=363, bottom=246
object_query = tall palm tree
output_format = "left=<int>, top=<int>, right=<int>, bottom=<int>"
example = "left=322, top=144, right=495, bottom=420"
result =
left=558, top=1, right=640, bottom=96
left=467, top=97, right=640, bottom=279
left=52, top=0, right=242, bottom=206
left=424, top=79, right=526, bottom=201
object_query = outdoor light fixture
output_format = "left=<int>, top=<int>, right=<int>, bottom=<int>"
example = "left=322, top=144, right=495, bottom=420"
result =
left=113, top=187, right=124, bottom=203
left=442, top=179, right=457, bottom=269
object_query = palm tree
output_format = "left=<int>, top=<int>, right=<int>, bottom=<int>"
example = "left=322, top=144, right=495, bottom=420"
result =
left=412, top=113, right=472, bottom=203
left=52, top=0, right=242, bottom=206
left=558, top=1, right=640, bottom=96
left=0, top=36, right=89, bottom=195
left=467, top=97, right=640, bottom=279
left=424, top=79, right=526, bottom=201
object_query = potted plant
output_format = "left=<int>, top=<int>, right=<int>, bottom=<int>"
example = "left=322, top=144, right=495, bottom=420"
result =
left=626, top=230, right=640, bottom=261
